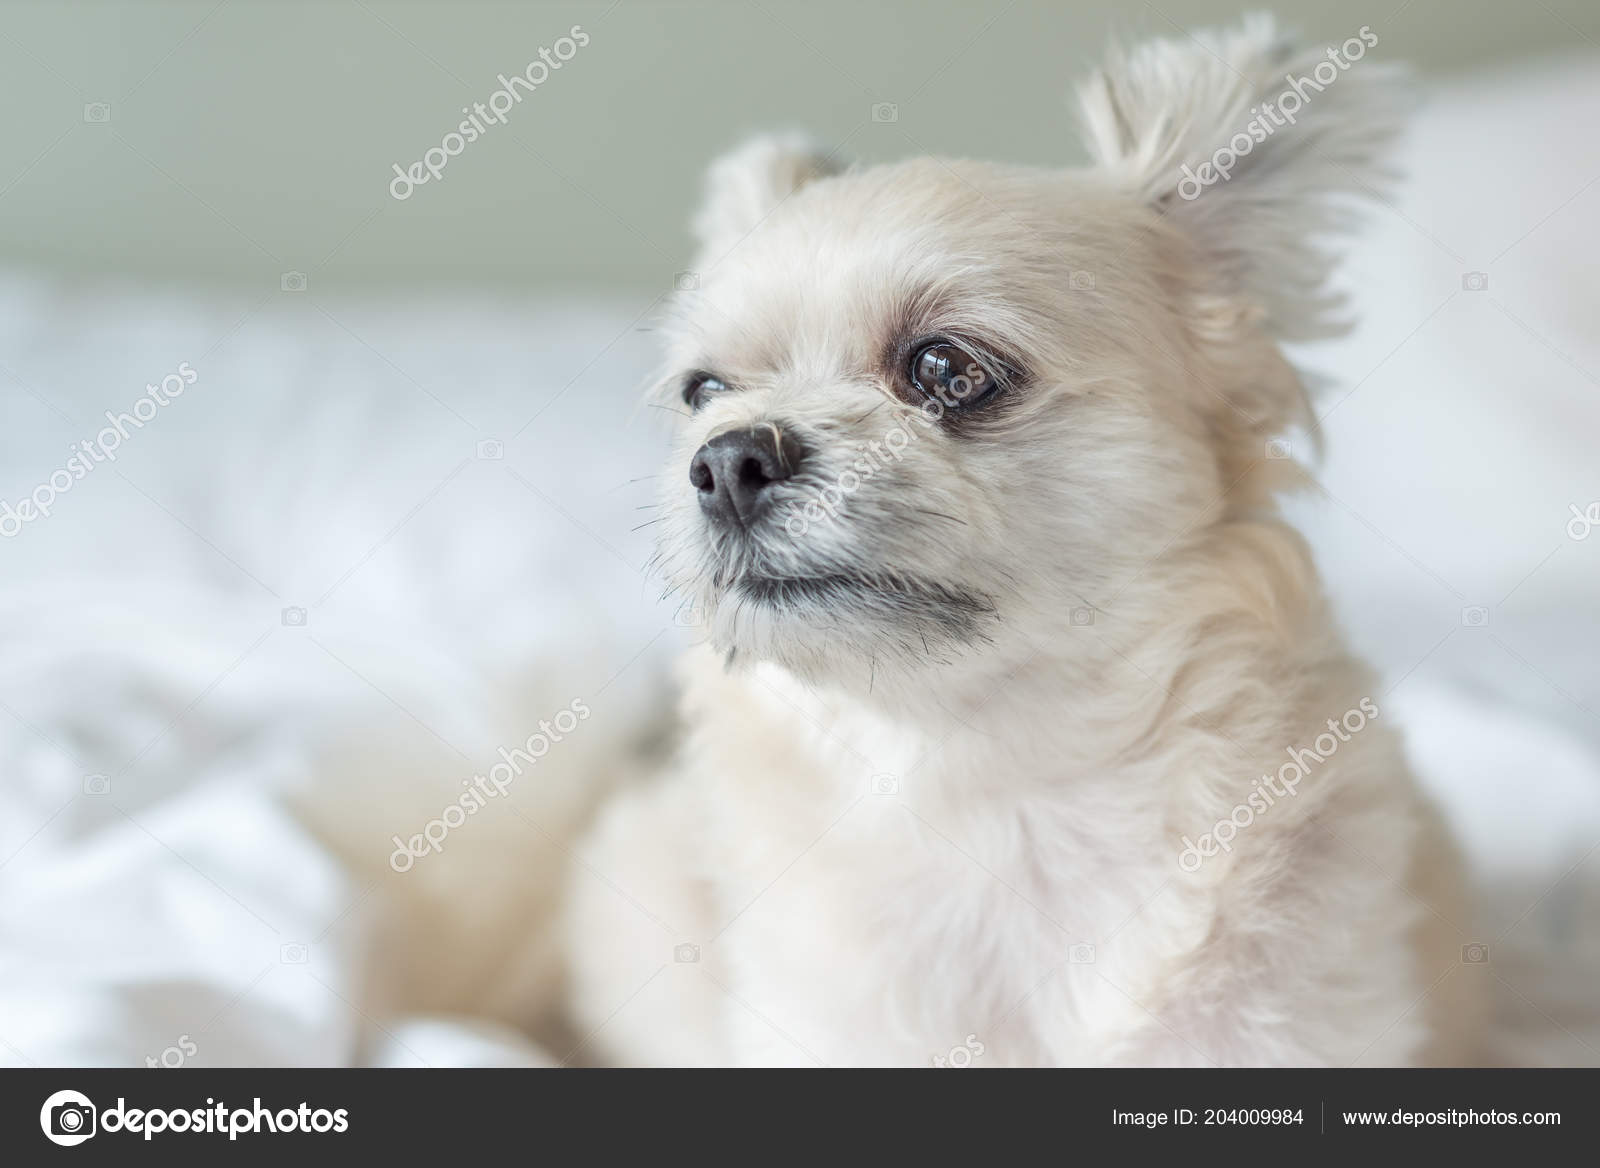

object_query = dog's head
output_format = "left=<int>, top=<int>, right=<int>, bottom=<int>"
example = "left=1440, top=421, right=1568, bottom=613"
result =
left=651, top=17, right=1401, bottom=693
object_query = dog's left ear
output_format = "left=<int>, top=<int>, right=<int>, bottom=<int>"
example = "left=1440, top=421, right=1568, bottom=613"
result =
left=691, top=133, right=843, bottom=265
left=1075, top=15, right=1404, bottom=342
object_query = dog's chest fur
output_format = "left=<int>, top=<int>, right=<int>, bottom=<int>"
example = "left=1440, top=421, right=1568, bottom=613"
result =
left=684, top=654, right=1207, bottom=1066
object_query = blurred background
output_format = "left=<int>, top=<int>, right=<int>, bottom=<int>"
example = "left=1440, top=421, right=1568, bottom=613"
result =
left=0, top=0, right=1594, bottom=291
left=0, top=0, right=1596, bottom=1067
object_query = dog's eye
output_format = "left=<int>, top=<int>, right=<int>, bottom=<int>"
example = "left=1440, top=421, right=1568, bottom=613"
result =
left=909, top=343, right=999, bottom=409
left=682, top=372, right=728, bottom=411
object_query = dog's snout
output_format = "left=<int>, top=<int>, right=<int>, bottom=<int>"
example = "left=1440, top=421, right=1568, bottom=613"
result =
left=690, top=425, right=805, bottom=528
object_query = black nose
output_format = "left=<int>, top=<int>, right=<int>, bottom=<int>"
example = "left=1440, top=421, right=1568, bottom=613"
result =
left=689, top=425, right=805, bottom=528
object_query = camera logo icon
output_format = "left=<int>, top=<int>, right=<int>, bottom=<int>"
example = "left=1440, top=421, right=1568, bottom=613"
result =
left=1461, top=606, right=1490, bottom=628
left=870, top=102, right=898, bottom=123
left=280, top=271, right=308, bottom=293
left=83, top=102, right=111, bottom=123
left=280, top=942, right=309, bottom=964
left=1461, top=271, right=1489, bottom=292
left=475, top=438, right=504, bottom=460
left=673, top=271, right=700, bottom=292
left=281, top=605, right=308, bottom=627
left=1068, top=270, right=1096, bottom=291
left=1265, top=437, right=1293, bottom=460
left=82, top=773, right=111, bottom=795
left=1069, top=607, right=1095, bottom=627
left=1068, top=942, right=1097, bottom=964
left=871, top=772, right=899, bottom=795
left=40, top=1090, right=96, bottom=1146
left=673, top=599, right=703, bottom=628
left=1461, top=943, right=1490, bottom=964
left=673, top=943, right=700, bottom=963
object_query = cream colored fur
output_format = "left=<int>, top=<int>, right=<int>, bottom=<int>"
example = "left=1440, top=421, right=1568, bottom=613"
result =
left=563, top=16, right=1489, bottom=1066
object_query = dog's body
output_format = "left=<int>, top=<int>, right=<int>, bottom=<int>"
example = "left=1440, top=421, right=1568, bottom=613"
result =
left=564, top=17, right=1489, bottom=1066
left=570, top=564, right=1483, bottom=1066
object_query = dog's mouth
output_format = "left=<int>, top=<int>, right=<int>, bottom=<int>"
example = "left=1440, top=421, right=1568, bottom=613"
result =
left=727, top=570, right=997, bottom=643
left=737, top=570, right=943, bottom=604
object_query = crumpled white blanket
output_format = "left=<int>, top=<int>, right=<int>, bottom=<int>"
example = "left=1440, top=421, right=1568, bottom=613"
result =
left=0, top=284, right=682, bottom=1066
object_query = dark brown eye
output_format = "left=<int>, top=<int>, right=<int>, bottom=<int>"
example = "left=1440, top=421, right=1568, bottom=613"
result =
left=910, top=343, right=998, bottom=409
left=682, top=372, right=728, bottom=411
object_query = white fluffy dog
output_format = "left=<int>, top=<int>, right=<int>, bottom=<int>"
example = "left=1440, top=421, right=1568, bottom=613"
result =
left=563, top=16, right=1488, bottom=1066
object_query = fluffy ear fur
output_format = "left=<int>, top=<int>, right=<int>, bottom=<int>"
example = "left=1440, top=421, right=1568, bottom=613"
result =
left=691, top=133, right=844, bottom=265
left=1076, top=14, right=1405, bottom=342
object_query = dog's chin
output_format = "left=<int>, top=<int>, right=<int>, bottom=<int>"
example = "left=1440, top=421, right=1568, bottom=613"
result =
left=691, top=565, right=998, bottom=680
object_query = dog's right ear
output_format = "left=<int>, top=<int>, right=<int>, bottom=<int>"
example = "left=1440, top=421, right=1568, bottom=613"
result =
left=1075, top=15, right=1404, bottom=343
left=691, top=133, right=843, bottom=266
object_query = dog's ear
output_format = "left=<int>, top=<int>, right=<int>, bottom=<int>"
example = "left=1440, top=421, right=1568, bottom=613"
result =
left=1075, top=15, right=1404, bottom=341
left=691, top=133, right=843, bottom=265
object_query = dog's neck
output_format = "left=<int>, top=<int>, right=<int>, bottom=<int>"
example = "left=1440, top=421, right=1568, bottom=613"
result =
left=688, top=508, right=1342, bottom=813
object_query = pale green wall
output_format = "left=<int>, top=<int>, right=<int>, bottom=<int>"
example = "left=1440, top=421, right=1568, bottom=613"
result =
left=0, top=0, right=1589, bottom=293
